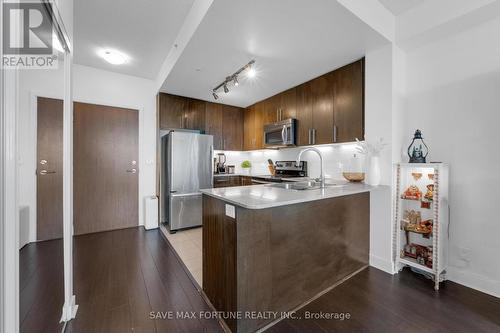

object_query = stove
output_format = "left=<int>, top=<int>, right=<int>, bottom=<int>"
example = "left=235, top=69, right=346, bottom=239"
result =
left=252, top=161, right=307, bottom=183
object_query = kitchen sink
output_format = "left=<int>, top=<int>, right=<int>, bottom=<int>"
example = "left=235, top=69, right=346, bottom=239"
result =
left=266, top=181, right=346, bottom=191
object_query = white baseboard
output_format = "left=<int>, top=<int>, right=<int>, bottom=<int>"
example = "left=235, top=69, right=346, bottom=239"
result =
left=447, top=267, right=500, bottom=299
left=369, top=254, right=395, bottom=274
left=60, top=295, right=78, bottom=323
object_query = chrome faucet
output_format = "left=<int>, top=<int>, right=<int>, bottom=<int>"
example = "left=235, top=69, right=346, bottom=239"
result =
left=296, top=147, right=325, bottom=188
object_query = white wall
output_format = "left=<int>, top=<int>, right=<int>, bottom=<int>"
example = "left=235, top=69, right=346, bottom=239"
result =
left=18, top=64, right=157, bottom=242
left=403, top=17, right=500, bottom=297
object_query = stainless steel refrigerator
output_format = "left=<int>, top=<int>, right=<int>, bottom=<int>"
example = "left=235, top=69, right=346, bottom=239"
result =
left=161, top=131, right=213, bottom=232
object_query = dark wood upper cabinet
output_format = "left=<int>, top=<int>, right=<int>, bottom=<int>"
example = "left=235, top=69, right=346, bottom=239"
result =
left=159, top=59, right=364, bottom=153
left=158, top=93, right=185, bottom=129
left=221, top=105, right=243, bottom=151
left=295, top=82, right=313, bottom=146
left=333, top=59, right=364, bottom=143
left=205, top=102, right=223, bottom=149
left=310, top=74, right=334, bottom=145
left=243, top=106, right=256, bottom=150
left=204, top=102, right=243, bottom=151
left=280, top=87, right=297, bottom=120
left=184, top=98, right=206, bottom=131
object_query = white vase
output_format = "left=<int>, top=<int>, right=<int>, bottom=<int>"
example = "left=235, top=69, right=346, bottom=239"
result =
left=367, top=156, right=381, bottom=186
left=242, top=167, right=251, bottom=175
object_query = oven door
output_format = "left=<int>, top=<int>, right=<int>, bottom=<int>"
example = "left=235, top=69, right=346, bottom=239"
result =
left=264, top=119, right=296, bottom=148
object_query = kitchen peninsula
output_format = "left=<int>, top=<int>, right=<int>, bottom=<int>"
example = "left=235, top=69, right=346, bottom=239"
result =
left=200, top=183, right=372, bottom=332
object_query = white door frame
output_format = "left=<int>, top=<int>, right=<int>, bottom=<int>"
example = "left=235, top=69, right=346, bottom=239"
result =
left=1, top=0, right=20, bottom=331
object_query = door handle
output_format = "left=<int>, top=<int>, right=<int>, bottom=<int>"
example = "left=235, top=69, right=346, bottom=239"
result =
left=126, top=168, right=137, bottom=174
left=39, top=170, right=56, bottom=175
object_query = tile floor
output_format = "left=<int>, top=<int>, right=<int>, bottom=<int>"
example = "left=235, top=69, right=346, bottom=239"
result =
left=161, top=225, right=203, bottom=286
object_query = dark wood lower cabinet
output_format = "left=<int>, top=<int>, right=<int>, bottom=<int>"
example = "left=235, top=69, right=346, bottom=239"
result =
left=213, top=176, right=252, bottom=188
left=202, top=193, right=370, bottom=333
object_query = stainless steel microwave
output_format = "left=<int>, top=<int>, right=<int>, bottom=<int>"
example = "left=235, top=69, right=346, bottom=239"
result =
left=263, top=118, right=296, bottom=148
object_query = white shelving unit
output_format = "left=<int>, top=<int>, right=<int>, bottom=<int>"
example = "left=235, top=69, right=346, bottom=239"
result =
left=393, top=163, right=449, bottom=290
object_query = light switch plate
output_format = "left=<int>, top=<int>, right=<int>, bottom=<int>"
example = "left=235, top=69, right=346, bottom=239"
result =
left=225, top=204, right=235, bottom=218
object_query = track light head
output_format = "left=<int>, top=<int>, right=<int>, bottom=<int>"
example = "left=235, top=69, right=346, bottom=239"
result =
left=223, top=84, right=229, bottom=93
left=247, top=66, right=256, bottom=78
left=212, top=91, right=218, bottom=100
left=233, top=76, right=239, bottom=86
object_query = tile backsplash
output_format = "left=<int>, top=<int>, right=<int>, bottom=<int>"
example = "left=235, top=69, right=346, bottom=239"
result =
left=215, top=143, right=365, bottom=181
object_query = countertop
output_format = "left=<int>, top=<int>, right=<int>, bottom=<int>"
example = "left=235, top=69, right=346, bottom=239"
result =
left=200, top=182, right=375, bottom=209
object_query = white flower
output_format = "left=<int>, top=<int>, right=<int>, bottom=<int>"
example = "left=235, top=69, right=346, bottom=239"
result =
left=355, top=137, right=388, bottom=157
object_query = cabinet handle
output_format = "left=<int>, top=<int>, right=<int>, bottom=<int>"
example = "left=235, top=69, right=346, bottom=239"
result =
left=280, top=109, right=283, bottom=121
left=276, top=109, right=279, bottom=122
left=333, top=125, right=337, bottom=143
left=308, top=129, right=312, bottom=145
left=312, top=129, right=316, bottom=145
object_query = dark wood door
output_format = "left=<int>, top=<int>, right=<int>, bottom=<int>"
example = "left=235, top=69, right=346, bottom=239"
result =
left=333, top=59, right=365, bottom=143
left=205, top=102, right=223, bottom=149
left=296, top=82, right=313, bottom=146
left=36, top=97, right=63, bottom=241
left=221, top=105, right=243, bottom=151
left=311, top=74, right=334, bottom=145
left=158, top=93, right=185, bottom=129
left=74, top=102, right=139, bottom=235
left=185, top=98, right=206, bottom=131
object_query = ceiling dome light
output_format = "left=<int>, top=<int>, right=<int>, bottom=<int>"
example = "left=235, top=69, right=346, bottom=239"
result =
left=223, top=84, right=229, bottom=93
left=98, top=49, right=128, bottom=65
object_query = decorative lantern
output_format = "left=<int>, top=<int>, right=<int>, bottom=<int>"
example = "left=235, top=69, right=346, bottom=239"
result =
left=407, top=129, right=429, bottom=163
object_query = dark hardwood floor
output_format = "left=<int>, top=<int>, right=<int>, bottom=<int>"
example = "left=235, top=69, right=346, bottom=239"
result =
left=268, top=267, right=500, bottom=333
left=21, top=227, right=500, bottom=333
left=20, top=239, right=65, bottom=333
left=65, top=227, right=222, bottom=333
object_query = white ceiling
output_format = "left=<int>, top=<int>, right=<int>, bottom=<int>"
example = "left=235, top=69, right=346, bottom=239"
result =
left=74, top=0, right=195, bottom=79
left=161, top=0, right=389, bottom=107
left=378, top=0, right=424, bottom=16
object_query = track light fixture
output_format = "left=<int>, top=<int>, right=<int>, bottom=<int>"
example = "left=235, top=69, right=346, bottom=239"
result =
left=211, top=60, right=255, bottom=99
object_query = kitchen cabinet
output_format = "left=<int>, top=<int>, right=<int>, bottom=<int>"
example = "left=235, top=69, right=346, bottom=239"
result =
left=221, top=105, right=244, bottom=151
left=213, top=175, right=252, bottom=188
left=158, top=93, right=205, bottom=131
left=332, top=59, right=364, bottom=143
left=285, top=58, right=364, bottom=146
left=280, top=87, right=297, bottom=120
left=243, top=105, right=264, bottom=150
left=295, top=82, right=313, bottom=146
left=184, top=98, right=206, bottom=131
left=205, top=103, right=244, bottom=151
left=310, top=73, right=334, bottom=145
left=158, top=93, right=186, bottom=129
left=205, top=102, right=223, bottom=149
left=295, top=73, right=335, bottom=145
left=255, top=87, right=297, bottom=126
